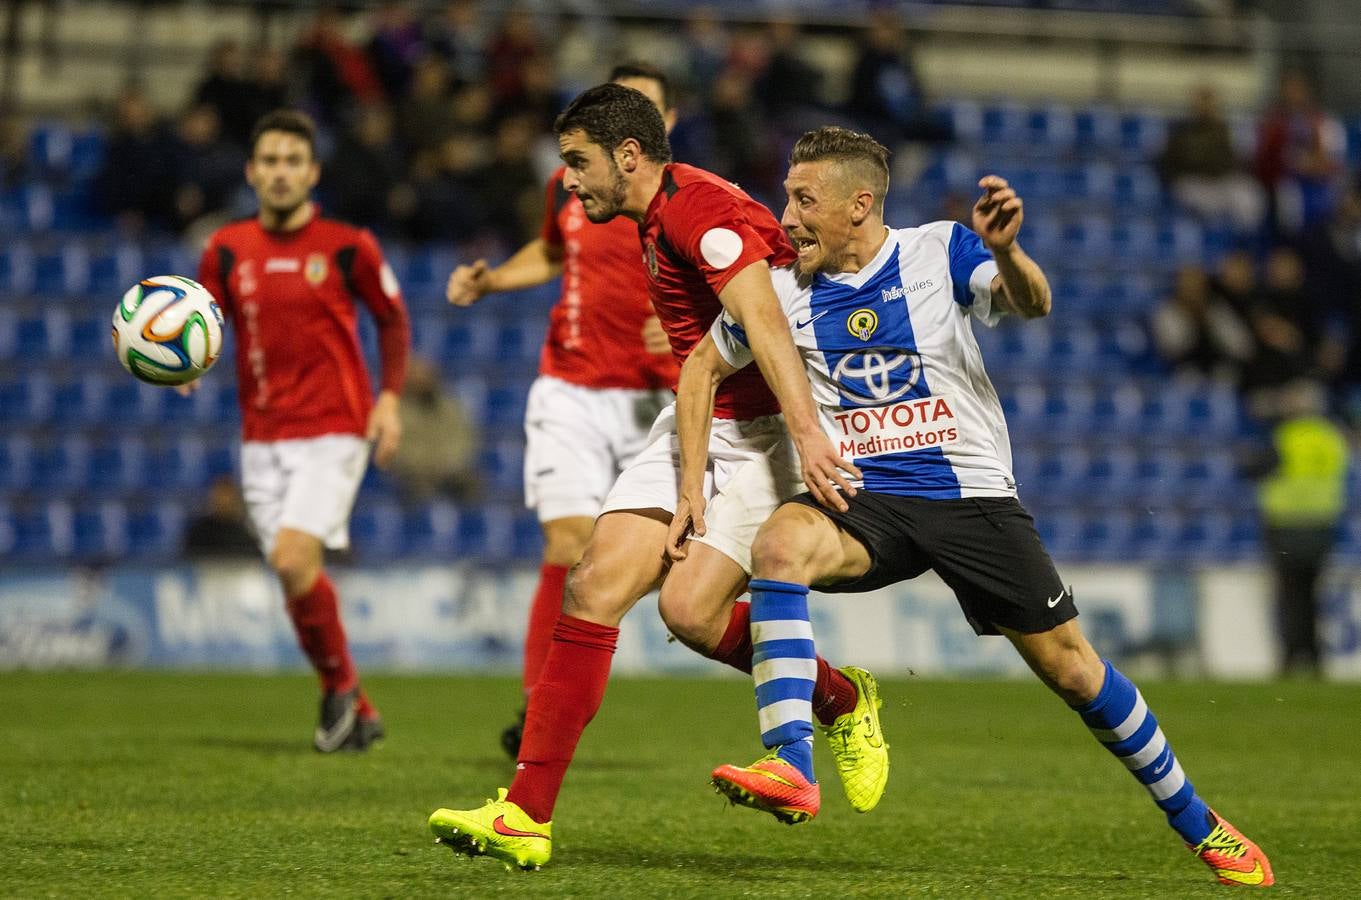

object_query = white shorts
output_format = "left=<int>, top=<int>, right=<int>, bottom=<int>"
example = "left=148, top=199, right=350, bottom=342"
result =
left=601, top=403, right=803, bottom=573
left=523, top=375, right=672, bottom=522
left=241, top=434, right=370, bottom=555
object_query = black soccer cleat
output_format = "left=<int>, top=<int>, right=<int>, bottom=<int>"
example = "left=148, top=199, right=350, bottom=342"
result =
left=314, top=688, right=359, bottom=753
left=500, top=707, right=526, bottom=760
left=346, top=714, right=385, bottom=751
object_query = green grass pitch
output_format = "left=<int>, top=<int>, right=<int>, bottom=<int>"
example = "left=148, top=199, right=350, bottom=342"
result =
left=4, top=671, right=1358, bottom=897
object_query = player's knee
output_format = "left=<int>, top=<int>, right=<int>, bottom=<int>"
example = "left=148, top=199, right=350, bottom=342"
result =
left=562, top=553, right=625, bottom=621
left=656, top=589, right=725, bottom=653
left=269, top=544, right=320, bottom=598
left=750, top=521, right=814, bottom=583
left=542, top=523, right=591, bottom=568
left=1040, top=650, right=1104, bottom=705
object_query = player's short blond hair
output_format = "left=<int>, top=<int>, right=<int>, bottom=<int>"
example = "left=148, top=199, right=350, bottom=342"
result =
left=790, top=127, right=891, bottom=214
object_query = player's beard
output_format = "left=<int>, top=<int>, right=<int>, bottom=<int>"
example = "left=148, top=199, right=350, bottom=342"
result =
left=581, top=163, right=629, bottom=223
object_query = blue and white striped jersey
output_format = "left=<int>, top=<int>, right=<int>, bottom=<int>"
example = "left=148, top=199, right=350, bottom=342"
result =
left=710, top=222, right=1017, bottom=499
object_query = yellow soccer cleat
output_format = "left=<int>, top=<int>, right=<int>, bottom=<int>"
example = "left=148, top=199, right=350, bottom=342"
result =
left=429, top=788, right=552, bottom=872
left=1189, top=810, right=1274, bottom=887
left=821, top=666, right=889, bottom=813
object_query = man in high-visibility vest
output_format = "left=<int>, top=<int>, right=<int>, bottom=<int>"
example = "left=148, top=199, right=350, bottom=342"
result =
left=1257, top=383, right=1350, bottom=675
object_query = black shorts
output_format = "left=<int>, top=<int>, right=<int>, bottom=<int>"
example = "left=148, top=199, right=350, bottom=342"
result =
left=786, top=492, right=1076, bottom=636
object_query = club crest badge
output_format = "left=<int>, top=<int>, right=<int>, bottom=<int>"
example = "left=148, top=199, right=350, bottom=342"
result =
left=848, top=308, right=879, bottom=342
left=305, top=253, right=328, bottom=286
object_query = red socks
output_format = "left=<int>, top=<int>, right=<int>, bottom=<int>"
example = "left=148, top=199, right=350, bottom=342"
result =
left=708, top=601, right=857, bottom=725
left=508, top=614, right=618, bottom=823
left=286, top=571, right=361, bottom=700
left=523, top=564, right=569, bottom=693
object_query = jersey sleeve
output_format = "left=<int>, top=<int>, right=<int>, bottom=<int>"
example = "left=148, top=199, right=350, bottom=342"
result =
left=197, top=235, right=231, bottom=318
left=663, top=183, right=777, bottom=297
left=709, top=310, right=755, bottom=370
left=539, top=169, right=567, bottom=247
left=349, top=228, right=411, bottom=393
left=946, top=222, right=1003, bottom=327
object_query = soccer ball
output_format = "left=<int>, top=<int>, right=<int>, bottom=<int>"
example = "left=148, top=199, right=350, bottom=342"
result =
left=112, top=276, right=224, bottom=386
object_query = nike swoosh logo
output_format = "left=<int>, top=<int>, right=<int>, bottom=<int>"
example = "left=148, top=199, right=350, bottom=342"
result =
left=862, top=714, right=884, bottom=749
left=1216, top=861, right=1266, bottom=886
left=492, top=815, right=548, bottom=839
left=1152, top=757, right=1171, bottom=776
left=1046, top=593, right=1064, bottom=608
left=795, top=310, right=831, bottom=329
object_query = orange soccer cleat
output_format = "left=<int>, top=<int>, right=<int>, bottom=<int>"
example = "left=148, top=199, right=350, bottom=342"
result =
left=711, top=752, right=821, bottom=825
left=1189, top=810, right=1275, bottom=887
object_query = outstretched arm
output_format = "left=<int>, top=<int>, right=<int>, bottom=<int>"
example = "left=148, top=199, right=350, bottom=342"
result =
left=973, top=175, right=1051, bottom=319
left=718, top=261, right=859, bottom=510
left=667, top=333, right=740, bottom=561
left=446, top=238, right=565, bottom=306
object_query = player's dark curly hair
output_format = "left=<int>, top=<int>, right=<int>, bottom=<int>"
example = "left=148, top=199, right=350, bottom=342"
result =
left=249, top=109, right=317, bottom=159
left=554, top=82, right=672, bottom=164
left=790, top=126, right=891, bottom=214
left=609, top=61, right=674, bottom=110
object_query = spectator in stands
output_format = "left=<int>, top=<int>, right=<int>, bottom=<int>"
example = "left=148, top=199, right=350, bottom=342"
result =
left=425, top=0, right=489, bottom=89
left=846, top=10, right=950, bottom=145
left=165, top=104, right=244, bottom=234
left=95, top=86, right=170, bottom=231
left=183, top=476, right=259, bottom=560
left=404, top=133, right=486, bottom=242
left=396, top=57, right=459, bottom=159
left=1158, top=85, right=1265, bottom=235
left=1242, top=246, right=1326, bottom=413
left=1256, top=70, right=1347, bottom=237
left=484, top=7, right=545, bottom=110
left=473, top=113, right=542, bottom=246
left=1209, top=247, right=1258, bottom=316
left=294, top=7, right=384, bottom=125
left=367, top=1, right=425, bottom=100
left=0, top=111, right=27, bottom=188
left=1151, top=264, right=1254, bottom=383
left=681, top=6, right=729, bottom=96
left=1299, top=182, right=1361, bottom=401
left=244, top=46, right=292, bottom=130
left=193, top=40, right=255, bottom=150
left=755, top=20, right=823, bottom=120
left=324, top=103, right=410, bottom=233
left=390, top=356, right=478, bottom=503
left=1251, top=381, right=1349, bottom=676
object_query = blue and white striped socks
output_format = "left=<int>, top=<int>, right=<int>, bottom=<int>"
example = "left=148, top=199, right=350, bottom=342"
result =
left=1076, top=660, right=1213, bottom=845
left=749, top=579, right=817, bottom=783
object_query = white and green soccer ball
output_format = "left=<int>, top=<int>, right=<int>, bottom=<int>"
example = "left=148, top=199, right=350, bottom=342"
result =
left=112, top=275, right=224, bottom=386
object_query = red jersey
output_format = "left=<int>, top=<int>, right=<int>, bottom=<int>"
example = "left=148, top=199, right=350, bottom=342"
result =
left=641, top=164, right=796, bottom=419
left=198, top=209, right=410, bottom=442
left=539, top=169, right=677, bottom=390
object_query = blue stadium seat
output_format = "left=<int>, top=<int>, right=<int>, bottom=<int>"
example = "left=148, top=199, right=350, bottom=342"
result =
left=1064, top=160, right=1114, bottom=205
left=0, top=242, right=36, bottom=296
left=513, top=511, right=542, bottom=561
left=436, top=316, right=498, bottom=367
left=482, top=383, right=529, bottom=431
left=28, top=437, right=90, bottom=493
left=1073, top=106, right=1119, bottom=154
left=73, top=501, right=129, bottom=560
left=1129, top=510, right=1181, bottom=560
left=0, top=435, right=34, bottom=492
left=939, top=100, right=982, bottom=144
left=4, top=503, right=67, bottom=560
left=1113, top=166, right=1164, bottom=210
left=145, top=437, right=208, bottom=491
left=126, top=502, right=185, bottom=559
left=86, top=437, right=146, bottom=493
left=349, top=498, right=404, bottom=560
left=13, top=310, right=71, bottom=359
left=1119, top=111, right=1168, bottom=159
left=34, top=245, right=91, bottom=296
left=69, top=313, right=112, bottom=362
left=478, top=438, right=524, bottom=497
left=495, top=319, right=547, bottom=362
left=89, top=245, right=144, bottom=297
left=400, top=500, right=461, bottom=557
left=0, top=373, right=54, bottom=426
left=49, top=375, right=108, bottom=426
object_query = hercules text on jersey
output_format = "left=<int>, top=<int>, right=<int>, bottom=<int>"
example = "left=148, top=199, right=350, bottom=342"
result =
left=539, top=169, right=677, bottom=391
left=198, top=213, right=410, bottom=443
left=712, top=222, right=1015, bottom=499
left=641, top=164, right=797, bottom=420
